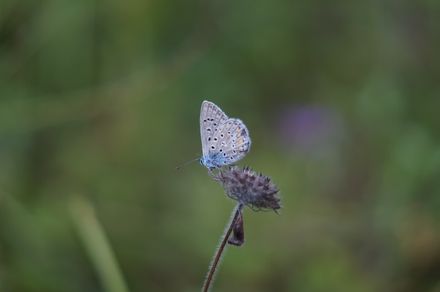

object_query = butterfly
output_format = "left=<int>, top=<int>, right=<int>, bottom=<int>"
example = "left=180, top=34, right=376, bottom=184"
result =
left=200, top=100, right=251, bottom=170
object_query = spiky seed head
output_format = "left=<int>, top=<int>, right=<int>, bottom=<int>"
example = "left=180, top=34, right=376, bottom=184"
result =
left=215, top=166, right=281, bottom=212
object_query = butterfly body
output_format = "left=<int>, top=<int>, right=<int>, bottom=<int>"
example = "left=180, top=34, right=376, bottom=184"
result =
left=200, top=100, right=251, bottom=170
left=200, top=152, right=225, bottom=169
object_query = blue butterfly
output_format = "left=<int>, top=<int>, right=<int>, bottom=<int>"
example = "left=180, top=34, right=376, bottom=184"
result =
left=200, top=101, right=251, bottom=170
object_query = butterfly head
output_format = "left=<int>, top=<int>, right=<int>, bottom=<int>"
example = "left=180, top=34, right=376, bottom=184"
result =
left=200, top=155, right=218, bottom=170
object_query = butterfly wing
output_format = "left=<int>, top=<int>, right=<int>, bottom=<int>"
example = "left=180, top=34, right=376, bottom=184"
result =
left=200, top=101, right=228, bottom=158
left=207, top=118, right=251, bottom=166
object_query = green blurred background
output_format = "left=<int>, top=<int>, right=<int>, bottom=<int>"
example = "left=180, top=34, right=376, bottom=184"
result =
left=1, top=0, right=440, bottom=291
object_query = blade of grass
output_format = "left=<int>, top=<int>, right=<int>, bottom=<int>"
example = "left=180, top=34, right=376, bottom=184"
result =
left=69, top=196, right=130, bottom=292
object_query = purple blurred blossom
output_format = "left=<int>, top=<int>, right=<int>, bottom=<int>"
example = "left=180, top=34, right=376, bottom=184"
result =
left=278, top=105, right=345, bottom=153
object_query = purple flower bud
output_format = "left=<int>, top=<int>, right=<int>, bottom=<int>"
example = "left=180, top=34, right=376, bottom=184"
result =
left=215, top=167, right=281, bottom=212
left=227, top=209, right=245, bottom=246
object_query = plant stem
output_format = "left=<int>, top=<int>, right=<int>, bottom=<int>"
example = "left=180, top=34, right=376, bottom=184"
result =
left=202, top=203, right=244, bottom=292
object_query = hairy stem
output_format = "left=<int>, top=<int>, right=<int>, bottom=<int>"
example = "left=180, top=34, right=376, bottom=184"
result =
left=202, top=203, right=244, bottom=292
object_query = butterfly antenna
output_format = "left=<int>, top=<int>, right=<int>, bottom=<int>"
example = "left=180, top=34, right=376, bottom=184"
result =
left=175, top=157, right=200, bottom=170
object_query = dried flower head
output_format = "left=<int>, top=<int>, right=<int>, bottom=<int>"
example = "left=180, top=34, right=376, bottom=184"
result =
left=215, top=166, right=281, bottom=211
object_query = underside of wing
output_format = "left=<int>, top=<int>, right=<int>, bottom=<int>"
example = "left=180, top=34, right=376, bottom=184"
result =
left=207, top=118, right=251, bottom=166
left=200, top=100, right=228, bottom=157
